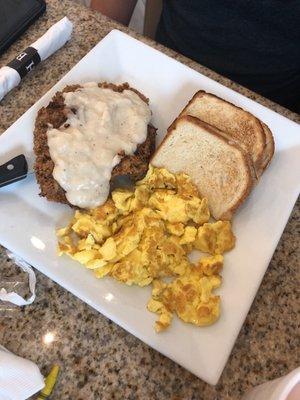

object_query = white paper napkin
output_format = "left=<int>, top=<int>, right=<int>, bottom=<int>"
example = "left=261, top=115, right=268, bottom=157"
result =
left=0, top=16, right=73, bottom=101
left=31, top=16, right=73, bottom=62
left=0, top=345, right=44, bottom=400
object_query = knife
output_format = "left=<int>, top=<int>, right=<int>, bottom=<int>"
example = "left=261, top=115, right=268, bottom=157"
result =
left=0, top=154, right=31, bottom=188
left=0, top=154, right=134, bottom=190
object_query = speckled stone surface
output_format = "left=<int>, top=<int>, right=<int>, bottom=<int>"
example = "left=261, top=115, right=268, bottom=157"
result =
left=0, top=1, right=299, bottom=399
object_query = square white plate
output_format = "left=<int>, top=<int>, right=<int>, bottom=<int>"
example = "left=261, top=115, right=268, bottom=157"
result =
left=0, top=30, right=299, bottom=385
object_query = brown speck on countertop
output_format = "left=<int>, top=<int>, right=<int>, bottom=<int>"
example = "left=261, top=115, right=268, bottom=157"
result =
left=0, top=1, right=299, bottom=399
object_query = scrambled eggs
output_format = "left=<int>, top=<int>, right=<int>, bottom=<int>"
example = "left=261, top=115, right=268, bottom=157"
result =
left=57, top=166, right=235, bottom=332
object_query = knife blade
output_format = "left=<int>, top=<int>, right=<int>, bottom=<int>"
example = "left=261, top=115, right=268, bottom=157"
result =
left=0, top=154, right=33, bottom=188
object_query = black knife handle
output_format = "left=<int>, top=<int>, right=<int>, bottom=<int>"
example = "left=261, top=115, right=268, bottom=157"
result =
left=0, top=154, right=28, bottom=188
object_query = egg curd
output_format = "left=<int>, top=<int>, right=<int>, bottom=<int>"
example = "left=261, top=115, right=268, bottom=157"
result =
left=57, top=166, right=235, bottom=332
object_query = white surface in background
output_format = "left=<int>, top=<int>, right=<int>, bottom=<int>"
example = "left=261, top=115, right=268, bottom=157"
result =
left=242, top=368, right=300, bottom=400
left=75, top=0, right=146, bottom=34
left=129, top=0, right=146, bottom=34
left=0, top=30, right=299, bottom=385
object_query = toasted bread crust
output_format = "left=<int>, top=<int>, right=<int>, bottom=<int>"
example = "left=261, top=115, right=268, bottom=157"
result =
left=179, top=90, right=268, bottom=177
left=34, top=82, right=156, bottom=206
left=260, top=123, right=275, bottom=172
left=152, top=115, right=255, bottom=220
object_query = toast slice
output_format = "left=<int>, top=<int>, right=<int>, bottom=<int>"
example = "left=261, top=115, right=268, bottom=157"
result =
left=151, top=115, right=255, bottom=220
left=179, top=91, right=268, bottom=177
left=261, top=123, right=275, bottom=172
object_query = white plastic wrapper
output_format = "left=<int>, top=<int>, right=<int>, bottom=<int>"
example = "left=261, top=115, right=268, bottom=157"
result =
left=0, top=251, right=36, bottom=306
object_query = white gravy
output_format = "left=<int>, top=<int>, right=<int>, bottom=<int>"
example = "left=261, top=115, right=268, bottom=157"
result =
left=47, top=82, right=151, bottom=208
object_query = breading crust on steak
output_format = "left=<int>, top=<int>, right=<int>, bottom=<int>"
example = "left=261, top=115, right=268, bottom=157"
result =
left=33, top=82, right=157, bottom=206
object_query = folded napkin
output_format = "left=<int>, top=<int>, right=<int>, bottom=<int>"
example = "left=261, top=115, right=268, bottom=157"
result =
left=0, top=16, right=73, bottom=101
left=30, top=16, right=73, bottom=62
left=0, top=345, right=44, bottom=400
left=242, top=367, right=300, bottom=400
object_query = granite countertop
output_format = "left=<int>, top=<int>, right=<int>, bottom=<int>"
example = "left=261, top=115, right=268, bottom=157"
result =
left=0, top=1, right=299, bottom=399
